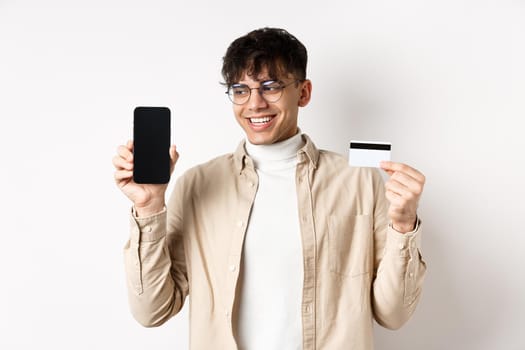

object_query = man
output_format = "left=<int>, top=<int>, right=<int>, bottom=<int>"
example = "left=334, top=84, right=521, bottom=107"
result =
left=113, top=27, right=426, bottom=350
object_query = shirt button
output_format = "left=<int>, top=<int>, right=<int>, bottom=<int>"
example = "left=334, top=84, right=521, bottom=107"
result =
left=398, top=243, right=405, bottom=250
left=305, top=305, right=312, bottom=313
left=248, top=182, right=255, bottom=187
left=237, top=220, right=243, bottom=227
left=409, top=272, right=414, bottom=278
left=229, top=265, right=236, bottom=272
left=144, top=226, right=152, bottom=233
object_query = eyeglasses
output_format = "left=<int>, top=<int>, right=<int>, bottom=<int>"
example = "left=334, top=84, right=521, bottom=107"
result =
left=226, top=79, right=300, bottom=105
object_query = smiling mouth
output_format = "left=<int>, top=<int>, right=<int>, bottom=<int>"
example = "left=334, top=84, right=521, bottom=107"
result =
left=248, top=115, right=275, bottom=125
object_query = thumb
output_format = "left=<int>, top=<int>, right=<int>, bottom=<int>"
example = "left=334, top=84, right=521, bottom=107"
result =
left=169, top=145, right=179, bottom=172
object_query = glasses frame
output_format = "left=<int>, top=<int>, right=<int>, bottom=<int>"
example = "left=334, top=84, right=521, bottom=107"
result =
left=225, top=79, right=301, bottom=105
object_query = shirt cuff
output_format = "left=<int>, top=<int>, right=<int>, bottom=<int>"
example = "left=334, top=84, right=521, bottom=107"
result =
left=385, top=219, right=422, bottom=258
left=389, top=217, right=420, bottom=234
left=129, top=206, right=167, bottom=244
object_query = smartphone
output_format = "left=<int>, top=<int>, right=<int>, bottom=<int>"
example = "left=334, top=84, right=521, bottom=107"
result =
left=133, top=106, right=171, bottom=184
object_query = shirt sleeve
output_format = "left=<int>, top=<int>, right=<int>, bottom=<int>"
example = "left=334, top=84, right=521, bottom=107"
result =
left=370, top=171, right=427, bottom=330
left=123, top=190, right=189, bottom=327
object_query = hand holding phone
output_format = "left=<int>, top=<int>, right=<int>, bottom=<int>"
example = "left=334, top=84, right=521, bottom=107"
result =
left=112, top=107, right=177, bottom=217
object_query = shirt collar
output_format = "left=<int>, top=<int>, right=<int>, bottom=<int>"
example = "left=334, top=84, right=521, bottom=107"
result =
left=233, top=133, right=320, bottom=174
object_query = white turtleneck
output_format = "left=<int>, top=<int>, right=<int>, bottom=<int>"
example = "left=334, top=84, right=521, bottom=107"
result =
left=236, top=132, right=305, bottom=350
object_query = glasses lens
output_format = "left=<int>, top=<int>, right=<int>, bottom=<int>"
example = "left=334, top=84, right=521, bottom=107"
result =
left=260, top=81, right=283, bottom=102
left=228, top=85, right=250, bottom=105
left=227, top=80, right=292, bottom=105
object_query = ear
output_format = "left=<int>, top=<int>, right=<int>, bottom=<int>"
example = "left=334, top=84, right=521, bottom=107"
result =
left=298, top=80, right=312, bottom=107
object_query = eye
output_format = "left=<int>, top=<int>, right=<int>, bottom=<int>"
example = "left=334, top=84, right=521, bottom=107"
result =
left=261, top=81, right=282, bottom=93
left=231, top=85, right=249, bottom=96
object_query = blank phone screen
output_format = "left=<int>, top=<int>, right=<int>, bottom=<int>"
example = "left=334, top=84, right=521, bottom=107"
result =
left=133, top=106, right=171, bottom=184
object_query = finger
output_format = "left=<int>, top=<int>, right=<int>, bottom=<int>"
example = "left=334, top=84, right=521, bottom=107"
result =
left=127, top=139, right=133, bottom=150
left=385, top=189, right=404, bottom=207
left=385, top=179, right=414, bottom=200
left=114, top=169, right=133, bottom=182
left=380, top=161, right=425, bottom=183
left=169, top=145, right=179, bottom=172
left=117, top=144, right=133, bottom=162
left=390, top=171, right=424, bottom=195
left=385, top=189, right=417, bottom=216
left=380, top=161, right=421, bottom=179
left=112, top=155, right=133, bottom=171
left=170, top=145, right=179, bottom=163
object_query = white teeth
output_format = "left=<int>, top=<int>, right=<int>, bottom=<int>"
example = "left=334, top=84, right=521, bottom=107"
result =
left=250, top=116, right=272, bottom=124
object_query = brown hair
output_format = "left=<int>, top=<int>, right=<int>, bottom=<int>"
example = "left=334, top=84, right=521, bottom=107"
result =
left=221, top=27, right=308, bottom=86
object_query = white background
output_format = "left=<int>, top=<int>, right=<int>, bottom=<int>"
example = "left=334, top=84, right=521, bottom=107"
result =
left=1, top=0, right=524, bottom=349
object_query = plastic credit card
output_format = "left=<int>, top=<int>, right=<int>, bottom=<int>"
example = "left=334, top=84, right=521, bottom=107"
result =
left=349, top=140, right=391, bottom=168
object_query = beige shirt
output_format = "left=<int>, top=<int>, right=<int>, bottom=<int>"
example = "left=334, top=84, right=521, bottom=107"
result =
left=124, top=134, right=426, bottom=350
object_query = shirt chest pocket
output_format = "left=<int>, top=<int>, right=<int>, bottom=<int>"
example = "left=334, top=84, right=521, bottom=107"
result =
left=328, top=214, right=373, bottom=278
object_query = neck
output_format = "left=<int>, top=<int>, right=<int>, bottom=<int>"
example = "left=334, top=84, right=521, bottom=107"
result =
left=245, top=131, right=304, bottom=170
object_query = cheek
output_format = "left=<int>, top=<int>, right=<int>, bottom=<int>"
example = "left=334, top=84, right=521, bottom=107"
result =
left=232, top=106, right=243, bottom=119
left=280, top=104, right=298, bottom=122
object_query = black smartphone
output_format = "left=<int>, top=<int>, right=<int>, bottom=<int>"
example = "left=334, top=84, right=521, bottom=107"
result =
left=133, top=106, right=171, bottom=184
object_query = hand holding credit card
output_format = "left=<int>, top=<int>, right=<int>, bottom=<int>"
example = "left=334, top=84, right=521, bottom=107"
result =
left=349, top=140, right=391, bottom=167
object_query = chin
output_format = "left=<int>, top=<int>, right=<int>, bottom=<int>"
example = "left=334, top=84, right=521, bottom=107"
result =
left=247, top=134, right=274, bottom=145
left=248, top=138, right=270, bottom=145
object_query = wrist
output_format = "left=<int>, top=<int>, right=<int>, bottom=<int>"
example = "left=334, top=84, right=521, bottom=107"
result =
left=134, top=199, right=165, bottom=217
left=391, top=217, right=418, bottom=234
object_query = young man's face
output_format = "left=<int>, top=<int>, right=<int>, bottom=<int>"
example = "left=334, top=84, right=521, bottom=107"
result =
left=232, top=69, right=311, bottom=145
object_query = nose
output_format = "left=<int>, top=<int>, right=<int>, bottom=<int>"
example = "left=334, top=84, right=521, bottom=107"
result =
left=248, top=88, right=268, bottom=110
